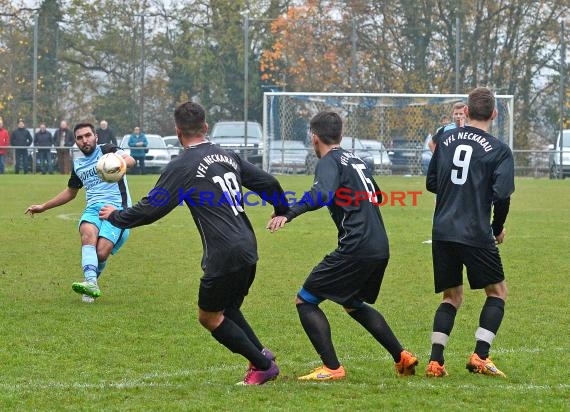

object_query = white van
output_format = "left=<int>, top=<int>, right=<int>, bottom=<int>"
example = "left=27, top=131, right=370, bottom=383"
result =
left=549, top=129, right=570, bottom=179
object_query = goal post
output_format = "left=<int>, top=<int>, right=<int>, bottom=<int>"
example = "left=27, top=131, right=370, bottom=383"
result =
left=262, top=92, right=514, bottom=175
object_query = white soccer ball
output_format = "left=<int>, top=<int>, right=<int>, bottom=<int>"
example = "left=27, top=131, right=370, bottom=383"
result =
left=96, top=153, right=127, bottom=183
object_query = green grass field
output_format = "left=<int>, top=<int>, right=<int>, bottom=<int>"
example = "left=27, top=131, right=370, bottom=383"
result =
left=1, top=174, right=569, bottom=411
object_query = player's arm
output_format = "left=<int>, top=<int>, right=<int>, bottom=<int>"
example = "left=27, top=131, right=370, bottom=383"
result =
left=491, top=148, right=515, bottom=244
left=241, top=160, right=289, bottom=216
left=268, top=158, right=339, bottom=232
left=25, top=187, right=79, bottom=216
left=426, top=145, right=439, bottom=193
left=121, top=153, right=136, bottom=169
left=101, top=163, right=182, bottom=228
left=491, top=198, right=510, bottom=244
left=103, top=144, right=135, bottom=169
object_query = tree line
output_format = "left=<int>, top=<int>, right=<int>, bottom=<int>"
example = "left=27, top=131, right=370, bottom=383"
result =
left=0, top=0, right=567, bottom=148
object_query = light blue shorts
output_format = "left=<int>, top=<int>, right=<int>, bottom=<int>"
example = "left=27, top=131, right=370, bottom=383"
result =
left=79, top=203, right=130, bottom=255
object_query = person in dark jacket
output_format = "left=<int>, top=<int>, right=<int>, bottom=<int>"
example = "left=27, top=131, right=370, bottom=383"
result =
left=96, top=120, right=117, bottom=145
left=53, top=120, right=75, bottom=174
left=11, top=119, right=33, bottom=174
left=34, top=122, right=54, bottom=174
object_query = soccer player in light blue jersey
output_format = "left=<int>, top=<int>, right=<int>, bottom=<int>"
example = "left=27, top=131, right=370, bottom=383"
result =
left=26, top=123, right=135, bottom=303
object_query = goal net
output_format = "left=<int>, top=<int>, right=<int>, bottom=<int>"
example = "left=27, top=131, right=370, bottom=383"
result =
left=262, top=92, right=514, bottom=175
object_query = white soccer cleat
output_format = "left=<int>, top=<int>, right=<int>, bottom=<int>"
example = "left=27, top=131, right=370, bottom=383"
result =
left=82, top=294, right=95, bottom=303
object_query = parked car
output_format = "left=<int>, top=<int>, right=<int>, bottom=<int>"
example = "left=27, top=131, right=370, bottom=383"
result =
left=387, top=138, right=423, bottom=175
left=549, top=129, right=570, bottom=179
left=305, top=136, right=375, bottom=174
left=162, top=135, right=183, bottom=159
left=268, top=140, right=308, bottom=174
left=209, top=121, right=263, bottom=167
left=119, top=134, right=170, bottom=173
left=421, top=135, right=433, bottom=175
left=360, top=139, right=392, bottom=174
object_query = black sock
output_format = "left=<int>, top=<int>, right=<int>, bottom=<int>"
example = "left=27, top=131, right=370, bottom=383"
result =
left=475, top=296, right=505, bottom=359
left=430, top=302, right=457, bottom=365
left=348, top=305, right=403, bottom=362
left=296, top=302, right=341, bottom=370
left=224, top=306, right=264, bottom=351
left=211, top=317, right=271, bottom=370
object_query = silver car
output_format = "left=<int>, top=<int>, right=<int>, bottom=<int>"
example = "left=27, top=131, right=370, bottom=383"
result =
left=359, top=139, right=392, bottom=174
left=119, top=134, right=171, bottom=173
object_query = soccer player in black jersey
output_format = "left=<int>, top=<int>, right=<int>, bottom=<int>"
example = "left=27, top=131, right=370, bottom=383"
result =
left=267, top=111, right=418, bottom=381
left=425, top=87, right=515, bottom=378
left=99, top=102, right=289, bottom=385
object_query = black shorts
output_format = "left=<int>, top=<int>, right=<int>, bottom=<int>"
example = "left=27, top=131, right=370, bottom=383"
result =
left=302, top=251, right=389, bottom=305
left=198, top=265, right=256, bottom=312
left=432, top=241, right=505, bottom=293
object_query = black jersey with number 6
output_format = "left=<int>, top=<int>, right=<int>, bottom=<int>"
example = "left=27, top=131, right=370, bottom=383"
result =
left=426, top=125, right=515, bottom=248
left=107, top=141, right=289, bottom=275
left=284, top=147, right=389, bottom=259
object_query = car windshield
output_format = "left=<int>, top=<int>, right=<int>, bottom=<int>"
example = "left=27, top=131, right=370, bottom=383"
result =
left=120, top=136, right=165, bottom=149
left=341, top=137, right=365, bottom=150
left=164, top=138, right=181, bottom=147
left=212, top=123, right=262, bottom=139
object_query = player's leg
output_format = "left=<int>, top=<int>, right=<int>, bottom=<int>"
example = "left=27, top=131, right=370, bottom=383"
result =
left=71, top=205, right=109, bottom=299
left=97, top=219, right=130, bottom=278
left=222, top=265, right=275, bottom=360
left=199, top=270, right=278, bottom=385
left=295, top=292, right=345, bottom=381
left=341, top=259, right=417, bottom=376
left=71, top=220, right=101, bottom=299
left=427, top=241, right=463, bottom=377
left=464, top=247, right=507, bottom=377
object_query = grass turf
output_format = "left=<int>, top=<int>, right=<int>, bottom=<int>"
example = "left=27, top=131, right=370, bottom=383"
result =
left=0, top=174, right=569, bottom=411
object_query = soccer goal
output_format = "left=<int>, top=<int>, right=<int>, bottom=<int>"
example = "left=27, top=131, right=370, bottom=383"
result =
left=262, top=92, right=514, bottom=175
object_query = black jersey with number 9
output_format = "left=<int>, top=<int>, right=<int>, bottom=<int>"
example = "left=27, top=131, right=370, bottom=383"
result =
left=427, top=126, right=515, bottom=248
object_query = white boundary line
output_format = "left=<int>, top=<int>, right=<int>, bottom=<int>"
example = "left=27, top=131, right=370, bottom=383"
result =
left=0, top=350, right=568, bottom=392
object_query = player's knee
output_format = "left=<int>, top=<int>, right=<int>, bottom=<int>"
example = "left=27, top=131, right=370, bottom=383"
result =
left=343, top=298, right=365, bottom=312
left=198, top=310, right=223, bottom=331
left=485, top=281, right=507, bottom=301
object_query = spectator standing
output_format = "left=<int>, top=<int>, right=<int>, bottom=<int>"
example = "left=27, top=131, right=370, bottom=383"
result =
left=0, top=117, right=9, bottom=174
left=34, top=122, right=54, bottom=174
left=53, top=120, right=75, bottom=174
left=10, top=119, right=32, bottom=174
left=128, top=126, right=148, bottom=174
left=96, top=120, right=117, bottom=145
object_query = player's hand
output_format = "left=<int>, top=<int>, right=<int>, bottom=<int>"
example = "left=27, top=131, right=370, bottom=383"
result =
left=25, top=204, right=45, bottom=217
left=495, top=228, right=506, bottom=244
left=99, top=205, right=117, bottom=220
left=266, top=216, right=288, bottom=233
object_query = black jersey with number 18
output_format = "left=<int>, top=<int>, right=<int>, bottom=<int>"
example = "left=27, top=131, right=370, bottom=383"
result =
left=108, top=141, right=289, bottom=275
left=426, top=125, right=515, bottom=248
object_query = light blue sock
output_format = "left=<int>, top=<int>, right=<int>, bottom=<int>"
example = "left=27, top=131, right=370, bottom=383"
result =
left=81, top=245, right=98, bottom=283
left=97, top=260, right=107, bottom=279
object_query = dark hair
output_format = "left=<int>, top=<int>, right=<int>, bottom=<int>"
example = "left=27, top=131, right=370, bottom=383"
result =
left=309, top=111, right=342, bottom=145
left=73, top=122, right=96, bottom=136
left=175, top=102, right=206, bottom=137
left=467, top=87, right=495, bottom=121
